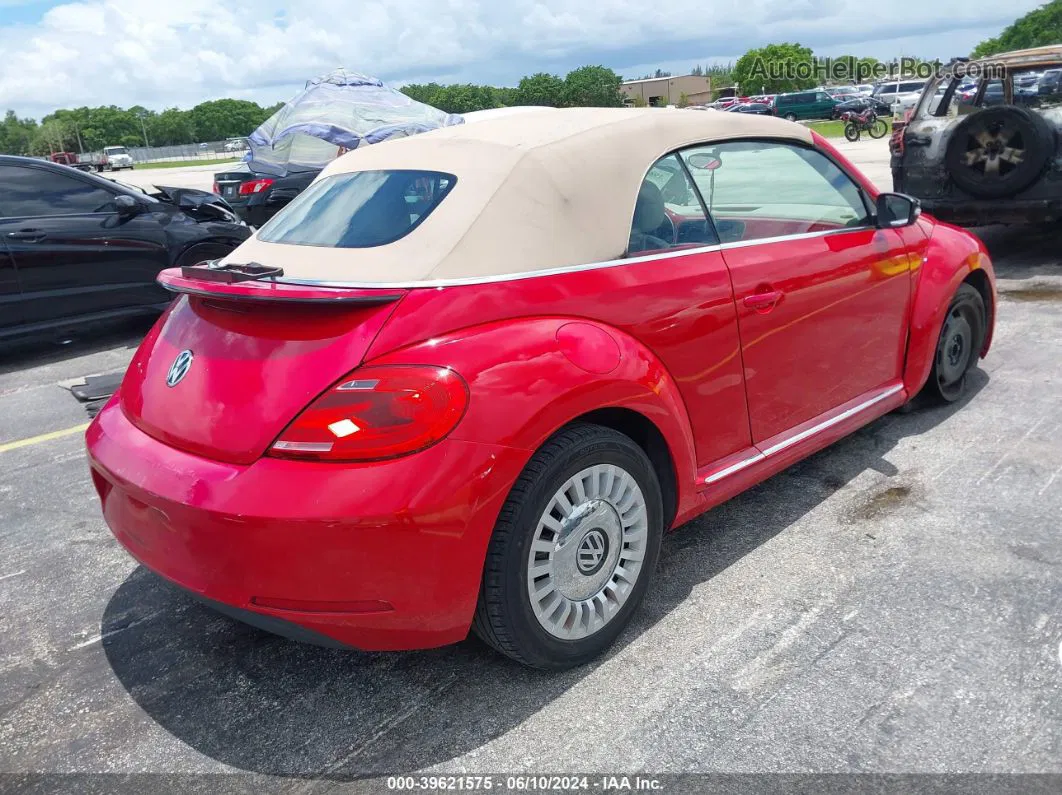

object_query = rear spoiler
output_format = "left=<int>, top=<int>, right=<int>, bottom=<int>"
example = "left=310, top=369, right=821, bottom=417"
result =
left=157, top=262, right=406, bottom=305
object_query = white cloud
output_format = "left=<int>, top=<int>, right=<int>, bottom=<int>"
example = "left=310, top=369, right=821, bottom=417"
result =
left=0, top=0, right=1044, bottom=118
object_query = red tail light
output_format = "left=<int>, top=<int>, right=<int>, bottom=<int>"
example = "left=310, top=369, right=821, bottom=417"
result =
left=269, top=365, right=469, bottom=462
left=239, top=178, right=274, bottom=196
left=212, top=182, right=220, bottom=194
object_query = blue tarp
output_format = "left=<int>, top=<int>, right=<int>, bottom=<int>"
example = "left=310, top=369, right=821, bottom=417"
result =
left=246, top=69, right=463, bottom=175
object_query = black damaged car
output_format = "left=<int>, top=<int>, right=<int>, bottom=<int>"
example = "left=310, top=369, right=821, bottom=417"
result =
left=0, top=155, right=251, bottom=341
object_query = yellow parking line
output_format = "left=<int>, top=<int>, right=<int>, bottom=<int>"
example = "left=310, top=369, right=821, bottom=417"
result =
left=0, top=423, right=91, bottom=454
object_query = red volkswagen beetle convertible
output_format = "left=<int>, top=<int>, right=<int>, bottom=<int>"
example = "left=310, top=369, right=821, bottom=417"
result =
left=87, top=109, right=996, bottom=669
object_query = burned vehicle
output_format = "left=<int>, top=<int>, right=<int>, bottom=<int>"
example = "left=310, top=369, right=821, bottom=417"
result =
left=891, top=46, right=1062, bottom=225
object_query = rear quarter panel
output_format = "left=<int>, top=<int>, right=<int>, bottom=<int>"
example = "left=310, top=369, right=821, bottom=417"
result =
left=362, top=250, right=754, bottom=526
left=367, top=317, right=703, bottom=526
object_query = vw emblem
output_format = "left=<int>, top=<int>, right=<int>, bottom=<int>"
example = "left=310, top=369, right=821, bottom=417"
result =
left=576, top=529, right=607, bottom=575
left=166, top=350, right=194, bottom=387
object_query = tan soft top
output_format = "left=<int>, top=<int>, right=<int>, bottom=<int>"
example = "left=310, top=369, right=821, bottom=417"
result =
left=225, top=108, right=813, bottom=285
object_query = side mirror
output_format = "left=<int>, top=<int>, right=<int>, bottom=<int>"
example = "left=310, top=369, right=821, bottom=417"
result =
left=876, top=192, right=921, bottom=228
left=114, top=194, right=142, bottom=219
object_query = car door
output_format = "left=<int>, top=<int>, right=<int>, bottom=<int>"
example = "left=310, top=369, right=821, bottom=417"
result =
left=0, top=236, right=21, bottom=334
left=679, top=140, right=914, bottom=445
left=814, top=91, right=836, bottom=119
left=0, top=163, right=170, bottom=327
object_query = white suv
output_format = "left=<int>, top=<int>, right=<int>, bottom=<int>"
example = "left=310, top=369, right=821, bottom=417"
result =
left=873, top=80, right=926, bottom=114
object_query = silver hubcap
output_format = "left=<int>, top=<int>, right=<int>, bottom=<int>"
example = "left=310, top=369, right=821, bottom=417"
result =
left=526, top=464, right=648, bottom=640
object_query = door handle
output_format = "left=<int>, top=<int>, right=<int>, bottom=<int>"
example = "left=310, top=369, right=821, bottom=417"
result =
left=7, top=229, right=46, bottom=242
left=743, top=290, right=783, bottom=312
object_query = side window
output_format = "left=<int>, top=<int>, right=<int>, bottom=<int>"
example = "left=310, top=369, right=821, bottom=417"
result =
left=627, top=153, right=718, bottom=256
left=816, top=92, right=830, bottom=102
left=0, top=165, right=116, bottom=218
left=679, top=141, right=871, bottom=243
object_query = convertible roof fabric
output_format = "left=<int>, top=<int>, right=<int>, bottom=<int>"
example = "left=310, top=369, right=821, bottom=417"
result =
left=228, top=108, right=814, bottom=284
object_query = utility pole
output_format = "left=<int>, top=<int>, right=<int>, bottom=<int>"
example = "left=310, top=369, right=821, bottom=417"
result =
left=73, top=122, right=83, bottom=153
left=140, top=115, right=150, bottom=148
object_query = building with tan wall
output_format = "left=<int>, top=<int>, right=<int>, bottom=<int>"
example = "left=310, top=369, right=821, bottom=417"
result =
left=620, top=74, right=713, bottom=106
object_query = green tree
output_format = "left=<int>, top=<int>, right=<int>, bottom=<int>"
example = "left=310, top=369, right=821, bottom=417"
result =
left=513, top=72, right=566, bottom=106
left=563, top=65, right=624, bottom=107
left=400, top=83, right=443, bottom=107
left=0, top=110, right=38, bottom=155
left=189, top=99, right=271, bottom=142
left=732, top=42, right=816, bottom=94
left=677, top=92, right=690, bottom=108
left=148, top=108, right=196, bottom=146
left=972, top=0, right=1062, bottom=57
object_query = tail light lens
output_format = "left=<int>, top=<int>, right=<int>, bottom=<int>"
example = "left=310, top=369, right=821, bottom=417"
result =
left=269, top=365, right=469, bottom=462
left=239, top=178, right=274, bottom=196
left=212, top=182, right=220, bottom=194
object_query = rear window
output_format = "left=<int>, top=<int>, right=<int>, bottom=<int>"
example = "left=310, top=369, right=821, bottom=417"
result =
left=257, top=170, right=456, bottom=249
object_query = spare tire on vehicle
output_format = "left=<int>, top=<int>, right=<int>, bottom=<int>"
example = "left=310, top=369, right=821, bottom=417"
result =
left=944, top=105, right=1055, bottom=199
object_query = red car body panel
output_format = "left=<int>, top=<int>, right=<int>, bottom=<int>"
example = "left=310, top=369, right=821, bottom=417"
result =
left=85, top=130, right=997, bottom=653
left=121, top=295, right=402, bottom=465
left=88, top=396, right=528, bottom=650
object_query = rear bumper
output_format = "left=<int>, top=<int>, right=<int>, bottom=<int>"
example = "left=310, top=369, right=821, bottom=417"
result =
left=86, top=399, right=529, bottom=651
left=920, top=197, right=1062, bottom=226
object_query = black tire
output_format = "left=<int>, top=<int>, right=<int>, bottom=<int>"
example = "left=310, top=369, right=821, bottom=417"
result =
left=844, top=123, right=860, bottom=142
left=869, top=119, right=888, bottom=139
left=473, top=422, right=663, bottom=670
left=784, top=112, right=798, bottom=122
left=945, top=106, right=1054, bottom=199
left=923, top=283, right=986, bottom=403
left=174, top=240, right=241, bottom=269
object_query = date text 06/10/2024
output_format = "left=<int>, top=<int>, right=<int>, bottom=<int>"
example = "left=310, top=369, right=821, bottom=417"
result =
left=386, top=776, right=665, bottom=791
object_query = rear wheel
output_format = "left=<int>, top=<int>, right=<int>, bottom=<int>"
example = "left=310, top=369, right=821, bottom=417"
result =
left=924, top=283, right=986, bottom=403
left=473, top=423, right=663, bottom=669
left=844, top=122, right=860, bottom=142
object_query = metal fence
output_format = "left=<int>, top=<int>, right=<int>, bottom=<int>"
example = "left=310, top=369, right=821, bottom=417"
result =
left=53, top=140, right=249, bottom=166
left=125, top=141, right=248, bottom=163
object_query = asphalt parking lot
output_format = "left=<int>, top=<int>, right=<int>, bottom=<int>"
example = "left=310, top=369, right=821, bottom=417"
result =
left=1, top=139, right=1060, bottom=787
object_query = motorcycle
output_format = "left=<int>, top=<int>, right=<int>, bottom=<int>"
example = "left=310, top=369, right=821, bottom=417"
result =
left=842, top=109, right=888, bottom=141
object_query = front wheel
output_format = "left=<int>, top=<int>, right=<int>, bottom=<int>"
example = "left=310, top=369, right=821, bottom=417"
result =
left=924, top=283, right=986, bottom=403
left=869, top=119, right=888, bottom=139
left=473, top=423, right=663, bottom=669
left=844, top=122, right=861, bottom=142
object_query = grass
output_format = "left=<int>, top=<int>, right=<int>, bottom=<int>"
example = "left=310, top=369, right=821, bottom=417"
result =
left=135, top=157, right=241, bottom=170
left=805, top=120, right=847, bottom=138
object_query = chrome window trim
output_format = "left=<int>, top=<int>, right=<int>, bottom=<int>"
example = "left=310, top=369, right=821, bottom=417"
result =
left=273, top=226, right=877, bottom=290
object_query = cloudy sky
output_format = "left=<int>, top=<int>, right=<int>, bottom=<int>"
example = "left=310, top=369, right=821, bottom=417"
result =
left=0, top=0, right=1041, bottom=118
